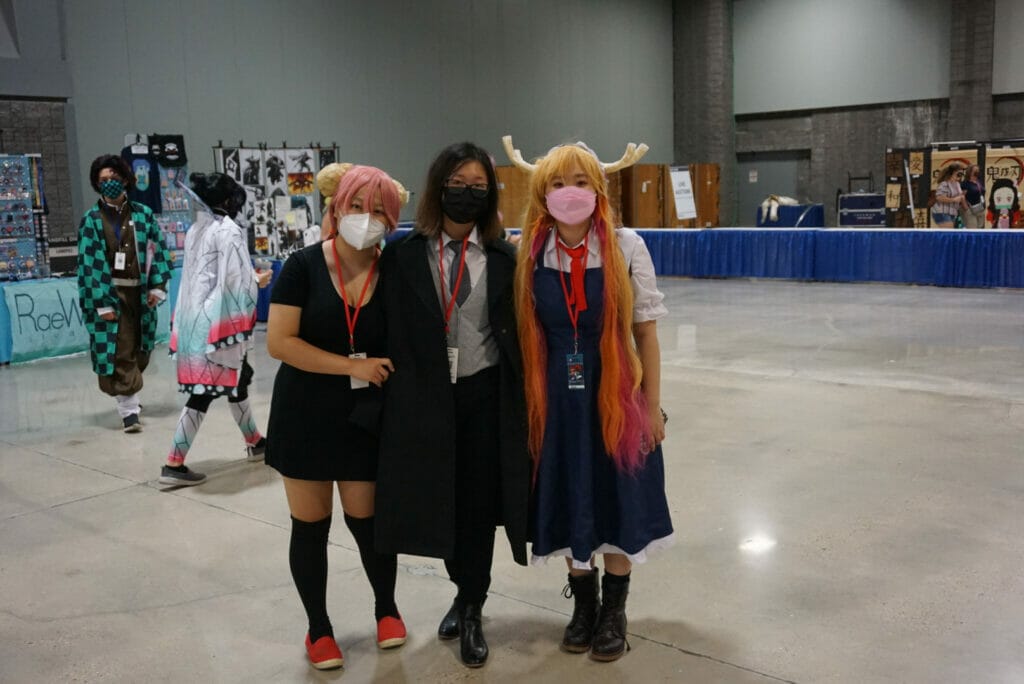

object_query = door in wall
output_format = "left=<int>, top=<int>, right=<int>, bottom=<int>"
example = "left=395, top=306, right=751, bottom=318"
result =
left=736, top=151, right=809, bottom=226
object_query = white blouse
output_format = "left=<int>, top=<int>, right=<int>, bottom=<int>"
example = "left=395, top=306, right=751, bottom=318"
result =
left=540, top=226, right=668, bottom=323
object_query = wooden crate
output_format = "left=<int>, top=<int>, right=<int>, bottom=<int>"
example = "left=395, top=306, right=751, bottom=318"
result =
left=620, top=163, right=720, bottom=228
left=495, top=165, right=530, bottom=228
left=664, top=163, right=720, bottom=228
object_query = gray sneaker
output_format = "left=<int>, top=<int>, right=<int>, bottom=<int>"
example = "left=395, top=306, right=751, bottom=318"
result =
left=159, top=465, right=207, bottom=486
left=246, top=437, right=267, bottom=462
left=122, top=414, right=142, bottom=433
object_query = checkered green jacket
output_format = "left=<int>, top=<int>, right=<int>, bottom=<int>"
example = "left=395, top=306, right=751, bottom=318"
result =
left=76, top=201, right=172, bottom=376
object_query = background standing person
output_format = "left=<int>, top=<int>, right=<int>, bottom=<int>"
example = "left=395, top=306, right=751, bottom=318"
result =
left=959, top=164, right=986, bottom=229
left=77, top=154, right=171, bottom=433
left=375, top=142, right=530, bottom=669
left=265, top=165, right=408, bottom=670
left=505, top=136, right=674, bottom=663
left=931, top=162, right=969, bottom=228
left=159, top=172, right=272, bottom=487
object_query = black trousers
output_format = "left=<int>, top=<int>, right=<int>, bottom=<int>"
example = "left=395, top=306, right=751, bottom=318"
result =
left=185, top=358, right=254, bottom=412
left=445, top=365, right=502, bottom=605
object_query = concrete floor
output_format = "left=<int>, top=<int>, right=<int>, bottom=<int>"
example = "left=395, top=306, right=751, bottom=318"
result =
left=1, top=278, right=1023, bottom=684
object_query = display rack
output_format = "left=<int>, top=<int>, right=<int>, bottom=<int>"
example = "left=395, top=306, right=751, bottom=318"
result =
left=212, top=141, right=338, bottom=258
left=0, top=153, right=47, bottom=280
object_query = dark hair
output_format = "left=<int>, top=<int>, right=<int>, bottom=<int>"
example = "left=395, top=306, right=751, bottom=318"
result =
left=190, top=172, right=246, bottom=218
left=89, top=155, right=135, bottom=193
left=416, top=141, right=503, bottom=242
left=987, top=177, right=1020, bottom=216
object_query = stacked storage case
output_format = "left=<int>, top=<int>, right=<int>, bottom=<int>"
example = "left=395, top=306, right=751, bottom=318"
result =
left=837, top=193, right=886, bottom=227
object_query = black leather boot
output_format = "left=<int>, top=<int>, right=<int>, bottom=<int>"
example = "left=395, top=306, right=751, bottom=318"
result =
left=561, top=568, right=600, bottom=653
left=457, top=602, right=488, bottom=667
left=590, top=573, right=630, bottom=662
left=437, top=601, right=459, bottom=640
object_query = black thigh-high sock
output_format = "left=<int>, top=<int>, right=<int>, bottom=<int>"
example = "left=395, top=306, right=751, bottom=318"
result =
left=343, top=514, right=399, bottom=621
left=289, top=515, right=333, bottom=641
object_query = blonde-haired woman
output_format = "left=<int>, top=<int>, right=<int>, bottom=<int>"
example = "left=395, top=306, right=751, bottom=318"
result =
left=266, top=164, right=408, bottom=669
left=510, top=139, right=674, bottom=662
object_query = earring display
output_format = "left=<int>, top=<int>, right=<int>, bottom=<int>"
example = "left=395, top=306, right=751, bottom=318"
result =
left=0, top=154, right=47, bottom=280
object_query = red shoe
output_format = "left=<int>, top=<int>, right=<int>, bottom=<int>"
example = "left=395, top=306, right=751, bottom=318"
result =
left=305, top=633, right=343, bottom=670
left=377, top=615, right=407, bottom=649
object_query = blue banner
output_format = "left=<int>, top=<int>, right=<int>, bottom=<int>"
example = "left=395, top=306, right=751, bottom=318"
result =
left=0, top=277, right=172, bottom=364
left=3, top=279, right=89, bottom=362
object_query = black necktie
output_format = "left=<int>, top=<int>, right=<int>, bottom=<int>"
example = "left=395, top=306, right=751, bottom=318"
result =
left=448, top=240, right=471, bottom=306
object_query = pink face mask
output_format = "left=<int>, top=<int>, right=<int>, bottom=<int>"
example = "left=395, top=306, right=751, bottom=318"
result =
left=546, top=187, right=596, bottom=225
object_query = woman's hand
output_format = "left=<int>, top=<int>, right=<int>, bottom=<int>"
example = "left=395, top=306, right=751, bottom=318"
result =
left=256, top=269, right=273, bottom=288
left=100, top=311, right=116, bottom=321
left=350, top=357, right=395, bottom=387
left=649, top=405, right=666, bottom=445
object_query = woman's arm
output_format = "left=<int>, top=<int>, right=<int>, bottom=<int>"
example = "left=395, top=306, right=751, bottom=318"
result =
left=267, top=303, right=393, bottom=385
left=633, top=319, right=665, bottom=444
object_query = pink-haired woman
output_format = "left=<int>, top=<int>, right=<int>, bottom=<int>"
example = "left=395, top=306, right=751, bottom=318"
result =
left=265, top=165, right=407, bottom=670
left=513, top=142, right=674, bottom=663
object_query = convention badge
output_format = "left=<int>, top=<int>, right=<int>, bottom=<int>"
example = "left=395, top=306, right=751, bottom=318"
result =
left=349, top=352, right=369, bottom=390
left=447, top=346, right=459, bottom=384
left=566, top=353, right=585, bottom=390
left=114, top=251, right=126, bottom=270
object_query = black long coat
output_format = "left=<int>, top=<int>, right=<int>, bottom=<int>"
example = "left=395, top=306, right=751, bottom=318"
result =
left=375, top=231, right=530, bottom=566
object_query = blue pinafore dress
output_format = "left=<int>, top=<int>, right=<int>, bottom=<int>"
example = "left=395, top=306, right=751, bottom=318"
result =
left=530, top=260, right=675, bottom=569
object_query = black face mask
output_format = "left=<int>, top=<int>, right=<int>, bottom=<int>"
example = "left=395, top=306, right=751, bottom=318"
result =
left=441, top=187, right=489, bottom=224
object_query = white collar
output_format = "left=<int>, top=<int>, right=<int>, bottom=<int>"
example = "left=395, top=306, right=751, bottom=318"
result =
left=441, top=226, right=480, bottom=249
left=543, top=224, right=600, bottom=259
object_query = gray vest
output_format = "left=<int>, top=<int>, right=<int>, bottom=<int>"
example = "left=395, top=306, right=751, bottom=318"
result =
left=426, top=241, right=500, bottom=378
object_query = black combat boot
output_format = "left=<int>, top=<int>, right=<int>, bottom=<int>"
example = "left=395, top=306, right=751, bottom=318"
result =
left=561, top=568, right=600, bottom=653
left=589, top=572, right=630, bottom=662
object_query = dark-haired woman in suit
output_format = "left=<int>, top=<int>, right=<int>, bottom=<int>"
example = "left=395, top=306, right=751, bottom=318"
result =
left=375, top=142, right=530, bottom=668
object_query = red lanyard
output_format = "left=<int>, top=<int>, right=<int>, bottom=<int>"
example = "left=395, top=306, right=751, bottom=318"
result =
left=437, top=234, right=470, bottom=335
left=556, top=230, right=589, bottom=351
left=330, top=238, right=378, bottom=353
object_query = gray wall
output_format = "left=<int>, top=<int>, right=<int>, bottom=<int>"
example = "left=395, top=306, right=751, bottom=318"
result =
left=65, top=0, right=674, bottom=221
left=0, top=0, right=70, bottom=98
left=993, top=0, right=1024, bottom=94
left=733, top=0, right=952, bottom=115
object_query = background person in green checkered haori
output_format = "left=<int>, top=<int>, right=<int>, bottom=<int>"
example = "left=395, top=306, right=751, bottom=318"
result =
left=76, top=154, right=172, bottom=433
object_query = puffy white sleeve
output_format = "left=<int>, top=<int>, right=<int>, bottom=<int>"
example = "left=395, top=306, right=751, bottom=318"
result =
left=616, top=229, right=668, bottom=323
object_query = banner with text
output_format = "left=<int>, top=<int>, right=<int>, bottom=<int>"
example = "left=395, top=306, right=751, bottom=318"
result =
left=2, top=278, right=171, bottom=364
left=3, top=279, right=89, bottom=362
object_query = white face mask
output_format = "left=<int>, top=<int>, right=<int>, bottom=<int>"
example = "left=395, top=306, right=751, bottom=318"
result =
left=338, top=212, right=387, bottom=250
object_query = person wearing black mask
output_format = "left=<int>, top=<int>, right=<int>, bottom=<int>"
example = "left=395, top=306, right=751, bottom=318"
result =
left=77, top=154, right=172, bottom=433
left=375, top=142, right=530, bottom=668
left=158, top=172, right=272, bottom=486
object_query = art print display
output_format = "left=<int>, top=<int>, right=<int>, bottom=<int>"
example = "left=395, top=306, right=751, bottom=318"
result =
left=213, top=143, right=338, bottom=257
left=983, top=146, right=1023, bottom=228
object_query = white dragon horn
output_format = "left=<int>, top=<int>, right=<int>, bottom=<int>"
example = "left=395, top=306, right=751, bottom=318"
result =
left=602, top=142, right=649, bottom=174
left=502, top=135, right=536, bottom=173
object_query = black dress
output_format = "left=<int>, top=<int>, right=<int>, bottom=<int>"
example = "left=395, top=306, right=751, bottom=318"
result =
left=265, top=243, right=384, bottom=481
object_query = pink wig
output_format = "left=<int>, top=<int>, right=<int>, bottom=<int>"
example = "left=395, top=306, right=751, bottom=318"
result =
left=330, top=165, right=401, bottom=234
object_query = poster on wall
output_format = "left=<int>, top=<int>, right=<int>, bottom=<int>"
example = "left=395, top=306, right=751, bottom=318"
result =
left=218, top=148, right=242, bottom=183
left=286, top=148, right=315, bottom=197
left=983, top=146, right=1023, bottom=228
left=241, top=149, right=264, bottom=187
left=264, top=149, right=288, bottom=198
left=884, top=148, right=930, bottom=227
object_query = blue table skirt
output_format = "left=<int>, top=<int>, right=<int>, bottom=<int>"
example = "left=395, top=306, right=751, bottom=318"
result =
left=4, top=229, right=1022, bottom=364
left=636, top=228, right=1024, bottom=288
